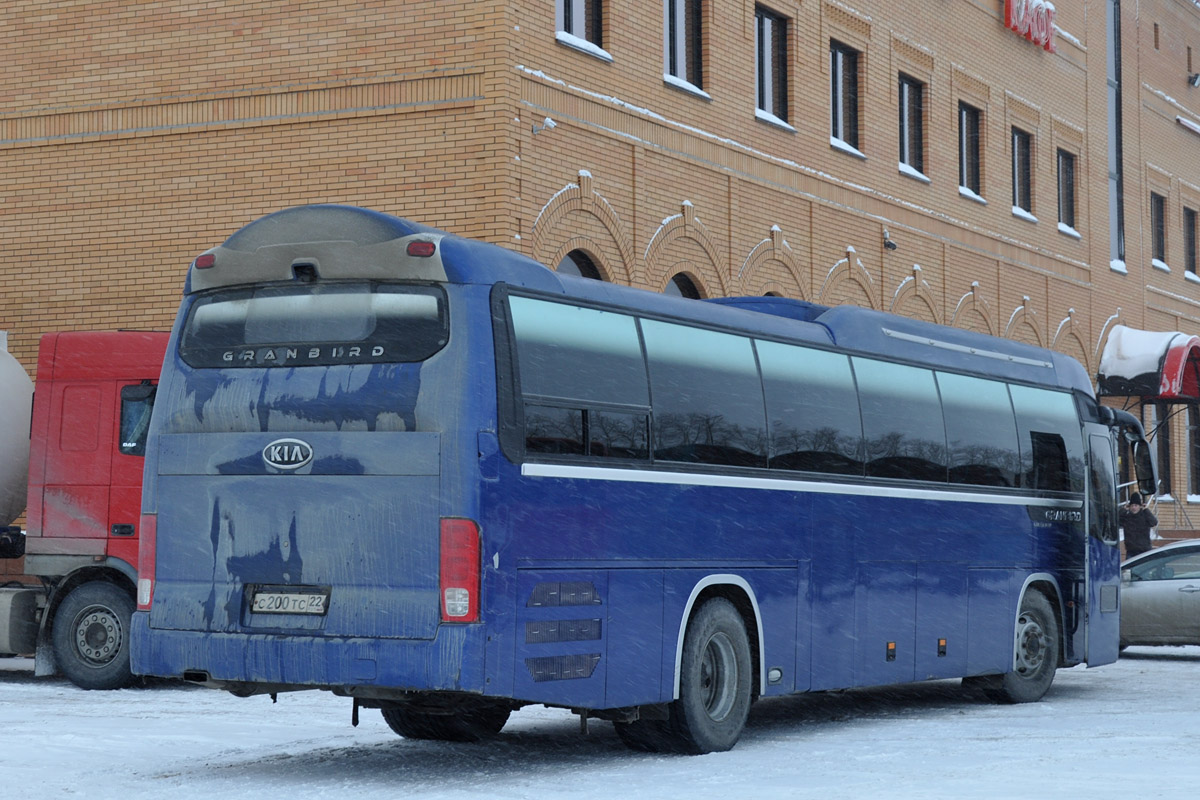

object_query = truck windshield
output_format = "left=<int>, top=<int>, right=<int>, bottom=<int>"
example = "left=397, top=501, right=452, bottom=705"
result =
left=180, top=283, right=448, bottom=368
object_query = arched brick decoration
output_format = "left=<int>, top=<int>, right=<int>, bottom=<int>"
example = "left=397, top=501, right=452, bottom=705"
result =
left=1004, top=299, right=1045, bottom=348
left=532, top=170, right=635, bottom=285
left=1052, top=310, right=1091, bottom=374
left=738, top=225, right=809, bottom=299
left=817, top=246, right=877, bottom=309
left=551, top=239, right=614, bottom=281
left=951, top=283, right=997, bottom=336
left=889, top=265, right=942, bottom=325
left=1095, top=310, right=1123, bottom=368
left=644, top=201, right=727, bottom=296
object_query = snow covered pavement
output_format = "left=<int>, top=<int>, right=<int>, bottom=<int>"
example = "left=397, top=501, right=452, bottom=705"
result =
left=2, top=648, right=1196, bottom=799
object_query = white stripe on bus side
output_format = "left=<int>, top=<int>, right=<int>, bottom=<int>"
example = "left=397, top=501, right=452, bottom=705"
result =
left=520, top=462, right=1082, bottom=508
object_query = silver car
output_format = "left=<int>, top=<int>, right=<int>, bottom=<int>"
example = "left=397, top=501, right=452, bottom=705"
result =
left=1121, top=540, right=1200, bottom=647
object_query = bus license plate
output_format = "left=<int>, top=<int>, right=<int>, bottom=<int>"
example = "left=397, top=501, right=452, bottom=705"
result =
left=250, top=588, right=329, bottom=615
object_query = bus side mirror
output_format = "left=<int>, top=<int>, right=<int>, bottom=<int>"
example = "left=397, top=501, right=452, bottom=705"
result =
left=1131, top=439, right=1157, bottom=497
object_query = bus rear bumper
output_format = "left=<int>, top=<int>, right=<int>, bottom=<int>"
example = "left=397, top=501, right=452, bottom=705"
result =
left=128, top=611, right=488, bottom=695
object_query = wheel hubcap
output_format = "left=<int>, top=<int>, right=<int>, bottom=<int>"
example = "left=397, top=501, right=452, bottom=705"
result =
left=700, top=632, right=738, bottom=722
left=1014, top=612, right=1046, bottom=676
left=73, top=604, right=122, bottom=666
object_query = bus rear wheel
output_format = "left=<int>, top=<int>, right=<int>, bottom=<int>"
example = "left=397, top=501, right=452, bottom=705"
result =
left=380, top=699, right=511, bottom=742
left=965, top=589, right=1059, bottom=704
left=615, top=597, right=753, bottom=754
left=51, top=581, right=136, bottom=690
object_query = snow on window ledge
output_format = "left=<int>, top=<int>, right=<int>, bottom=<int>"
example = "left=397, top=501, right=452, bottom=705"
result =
left=1057, top=222, right=1082, bottom=239
left=1153, top=258, right=1172, bottom=273
left=1185, top=271, right=1200, bottom=284
left=556, top=31, right=613, bottom=62
left=663, top=74, right=711, bottom=100
left=755, top=109, right=796, bottom=132
left=1012, top=206, right=1038, bottom=224
left=898, top=162, right=931, bottom=183
left=830, top=137, right=866, bottom=159
left=958, top=186, right=987, bottom=205
left=1110, top=259, right=1128, bottom=274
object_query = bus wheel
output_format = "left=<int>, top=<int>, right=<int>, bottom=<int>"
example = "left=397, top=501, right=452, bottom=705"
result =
left=675, top=597, right=753, bottom=753
left=965, top=590, right=1059, bottom=704
left=380, top=700, right=510, bottom=742
left=52, top=581, right=136, bottom=690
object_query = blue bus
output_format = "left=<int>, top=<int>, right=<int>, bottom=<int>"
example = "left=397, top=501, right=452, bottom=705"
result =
left=130, top=205, right=1155, bottom=753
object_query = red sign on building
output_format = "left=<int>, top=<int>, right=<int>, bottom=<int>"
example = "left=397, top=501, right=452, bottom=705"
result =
left=1005, top=0, right=1057, bottom=53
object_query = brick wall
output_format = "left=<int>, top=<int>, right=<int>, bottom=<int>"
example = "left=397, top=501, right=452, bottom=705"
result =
left=3, top=0, right=1200, bottom=539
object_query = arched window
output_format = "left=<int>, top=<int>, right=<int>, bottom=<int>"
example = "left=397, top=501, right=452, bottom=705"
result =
left=556, top=250, right=603, bottom=280
left=665, top=273, right=702, bottom=299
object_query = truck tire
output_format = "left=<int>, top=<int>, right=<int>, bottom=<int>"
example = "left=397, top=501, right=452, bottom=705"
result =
left=52, top=581, right=135, bottom=690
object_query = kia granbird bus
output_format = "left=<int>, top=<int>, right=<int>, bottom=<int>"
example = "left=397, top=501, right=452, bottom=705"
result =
left=130, top=205, right=1155, bottom=753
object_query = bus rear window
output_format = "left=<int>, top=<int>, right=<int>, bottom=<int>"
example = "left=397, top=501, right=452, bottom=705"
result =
left=180, top=283, right=448, bottom=367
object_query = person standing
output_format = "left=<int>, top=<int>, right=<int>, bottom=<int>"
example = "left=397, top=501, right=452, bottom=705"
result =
left=1120, top=493, right=1158, bottom=559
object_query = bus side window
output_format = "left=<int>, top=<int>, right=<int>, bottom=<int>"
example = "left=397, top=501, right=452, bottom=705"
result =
left=641, top=320, right=767, bottom=468
left=1010, top=385, right=1084, bottom=493
left=509, top=297, right=650, bottom=462
left=758, top=340, right=863, bottom=476
left=119, top=383, right=156, bottom=456
left=852, top=358, right=947, bottom=482
left=937, top=372, right=1021, bottom=487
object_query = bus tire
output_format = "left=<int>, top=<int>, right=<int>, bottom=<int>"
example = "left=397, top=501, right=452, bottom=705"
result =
left=965, top=589, right=1059, bottom=704
left=52, top=581, right=136, bottom=691
left=380, top=700, right=510, bottom=742
left=672, top=597, right=753, bottom=753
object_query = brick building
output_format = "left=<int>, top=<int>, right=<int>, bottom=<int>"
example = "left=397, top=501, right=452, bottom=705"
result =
left=2, top=0, right=1200, bottom=560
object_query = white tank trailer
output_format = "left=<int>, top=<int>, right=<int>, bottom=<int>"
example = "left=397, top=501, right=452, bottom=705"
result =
left=0, top=332, right=33, bottom=527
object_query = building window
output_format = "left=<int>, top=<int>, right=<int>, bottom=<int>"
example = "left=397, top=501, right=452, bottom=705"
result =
left=1147, top=402, right=1172, bottom=496
left=557, top=0, right=603, bottom=49
left=1190, top=405, right=1200, bottom=497
left=898, top=74, right=924, bottom=176
left=830, top=41, right=860, bottom=151
left=1012, top=127, right=1033, bottom=216
left=557, top=250, right=604, bottom=280
left=1185, top=207, right=1198, bottom=276
left=1151, top=191, right=1167, bottom=265
left=665, top=273, right=702, bottom=299
left=755, top=7, right=788, bottom=124
left=664, top=0, right=703, bottom=91
left=1108, top=0, right=1125, bottom=264
left=1057, top=149, right=1077, bottom=231
left=959, top=102, right=982, bottom=197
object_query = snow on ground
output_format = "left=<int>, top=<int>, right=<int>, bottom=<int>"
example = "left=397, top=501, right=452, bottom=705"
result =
left=2, top=648, right=1197, bottom=799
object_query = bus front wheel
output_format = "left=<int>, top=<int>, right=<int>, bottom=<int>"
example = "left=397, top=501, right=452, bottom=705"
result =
left=965, top=589, right=1059, bottom=704
left=615, top=597, right=753, bottom=754
left=380, top=699, right=510, bottom=742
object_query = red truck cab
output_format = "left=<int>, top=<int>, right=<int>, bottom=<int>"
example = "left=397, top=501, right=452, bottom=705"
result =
left=14, top=331, right=167, bottom=688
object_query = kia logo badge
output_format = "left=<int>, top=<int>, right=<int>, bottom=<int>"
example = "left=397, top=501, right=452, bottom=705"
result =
left=262, top=438, right=313, bottom=470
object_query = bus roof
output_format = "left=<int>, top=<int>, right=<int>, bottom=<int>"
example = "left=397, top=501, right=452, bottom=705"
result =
left=187, top=205, right=1093, bottom=395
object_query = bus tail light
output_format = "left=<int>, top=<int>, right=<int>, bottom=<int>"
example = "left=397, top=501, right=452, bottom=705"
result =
left=136, top=513, right=157, bottom=610
left=194, top=253, right=216, bottom=269
left=440, top=517, right=480, bottom=622
left=407, top=241, right=436, bottom=258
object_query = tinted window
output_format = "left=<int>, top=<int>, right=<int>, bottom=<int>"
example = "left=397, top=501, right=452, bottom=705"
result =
left=642, top=320, right=767, bottom=467
left=1010, top=385, right=1084, bottom=492
left=181, top=283, right=448, bottom=368
left=119, top=384, right=156, bottom=456
left=509, top=297, right=648, bottom=406
left=758, top=340, right=862, bottom=475
left=937, top=372, right=1021, bottom=487
left=853, top=358, right=947, bottom=481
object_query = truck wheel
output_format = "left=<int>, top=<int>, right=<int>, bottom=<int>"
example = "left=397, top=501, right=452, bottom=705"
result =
left=52, top=581, right=135, bottom=690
